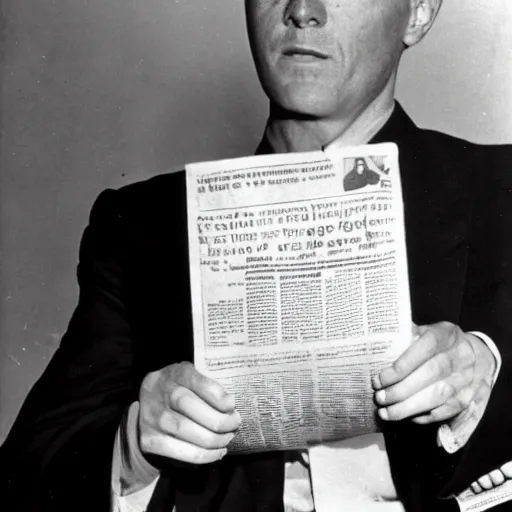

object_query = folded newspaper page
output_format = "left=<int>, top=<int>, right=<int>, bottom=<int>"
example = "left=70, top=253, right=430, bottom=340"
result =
left=186, top=143, right=412, bottom=453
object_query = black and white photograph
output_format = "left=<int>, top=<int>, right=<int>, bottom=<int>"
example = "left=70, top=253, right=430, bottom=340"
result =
left=1, top=1, right=511, bottom=511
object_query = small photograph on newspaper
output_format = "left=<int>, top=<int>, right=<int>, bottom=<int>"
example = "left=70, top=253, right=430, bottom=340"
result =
left=186, top=143, right=412, bottom=454
left=342, top=155, right=390, bottom=192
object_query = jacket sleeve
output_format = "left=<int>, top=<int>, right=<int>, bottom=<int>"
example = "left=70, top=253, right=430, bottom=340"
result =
left=439, top=147, right=512, bottom=497
left=0, top=189, right=143, bottom=511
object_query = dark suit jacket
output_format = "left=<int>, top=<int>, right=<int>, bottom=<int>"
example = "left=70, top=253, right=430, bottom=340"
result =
left=2, top=103, right=512, bottom=512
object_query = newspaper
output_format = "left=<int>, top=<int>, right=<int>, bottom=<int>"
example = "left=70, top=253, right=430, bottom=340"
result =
left=186, top=143, right=412, bottom=453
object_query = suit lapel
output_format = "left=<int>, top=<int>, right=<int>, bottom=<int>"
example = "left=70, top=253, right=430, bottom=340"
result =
left=371, top=103, right=473, bottom=325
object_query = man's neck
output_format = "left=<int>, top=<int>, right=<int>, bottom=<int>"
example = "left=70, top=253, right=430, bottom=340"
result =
left=264, top=91, right=396, bottom=154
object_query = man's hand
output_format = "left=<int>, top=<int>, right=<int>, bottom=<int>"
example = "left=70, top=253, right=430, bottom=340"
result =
left=138, top=361, right=241, bottom=465
left=470, top=462, right=512, bottom=493
left=373, top=322, right=496, bottom=424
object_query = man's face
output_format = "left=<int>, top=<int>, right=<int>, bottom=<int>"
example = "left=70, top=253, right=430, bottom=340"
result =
left=245, top=0, right=411, bottom=120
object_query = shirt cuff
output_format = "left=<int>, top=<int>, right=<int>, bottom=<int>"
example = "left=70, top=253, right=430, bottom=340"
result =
left=437, top=331, right=502, bottom=454
left=470, top=331, right=502, bottom=386
left=111, top=402, right=160, bottom=511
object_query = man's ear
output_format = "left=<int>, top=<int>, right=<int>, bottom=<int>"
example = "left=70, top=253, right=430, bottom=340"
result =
left=403, top=0, right=443, bottom=48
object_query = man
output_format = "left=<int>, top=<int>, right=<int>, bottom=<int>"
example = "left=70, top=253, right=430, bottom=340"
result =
left=343, top=157, right=381, bottom=191
left=1, top=0, right=512, bottom=511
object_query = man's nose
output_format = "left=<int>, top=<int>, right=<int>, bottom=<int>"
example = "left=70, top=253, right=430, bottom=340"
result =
left=283, top=0, right=327, bottom=28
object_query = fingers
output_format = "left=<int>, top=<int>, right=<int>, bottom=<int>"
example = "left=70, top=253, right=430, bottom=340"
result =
left=470, top=467, right=510, bottom=495
left=167, top=384, right=241, bottom=433
left=159, top=409, right=237, bottom=449
left=376, top=368, right=472, bottom=423
left=171, top=362, right=236, bottom=413
left=375, top=329, right=439, bottom=389
left=501, top=462, right=512, bottom=479
left=139, top=362, right=242, bottom=466
left=410, top=403, right=462, bottom=424
left=373, top=323, right=488, bottom=423
left=471, top=481, right=483, bottom=494
left=490, top=470, right=506, bottom=486
left=377, top=380, right=458, bottom=421
left=411, top=323, right=421, bottom=338
left=140, top=431, right=229, bottom=465
left=374, top=354, right=462, bottom=407
left=478, top=474, right=494, bottom=491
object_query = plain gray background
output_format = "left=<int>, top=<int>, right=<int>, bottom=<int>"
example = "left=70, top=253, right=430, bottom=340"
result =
left=1, top=0, right=511, bottom=443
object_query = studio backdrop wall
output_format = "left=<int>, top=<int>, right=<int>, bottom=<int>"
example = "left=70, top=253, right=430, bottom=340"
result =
left=1, top=0, right=511, bottom=442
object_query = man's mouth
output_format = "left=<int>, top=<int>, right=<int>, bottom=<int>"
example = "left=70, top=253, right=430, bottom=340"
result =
left=282, top=46, right=329, bottom=61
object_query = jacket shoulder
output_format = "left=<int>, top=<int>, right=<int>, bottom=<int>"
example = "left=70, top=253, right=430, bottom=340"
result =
left=412, top=127, right=512, bottom=197
left=418, top=128, right=512, bottom=170
left=116, top=170, right=186, bottom=211
left=88, top=171, right=186, bottom=227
